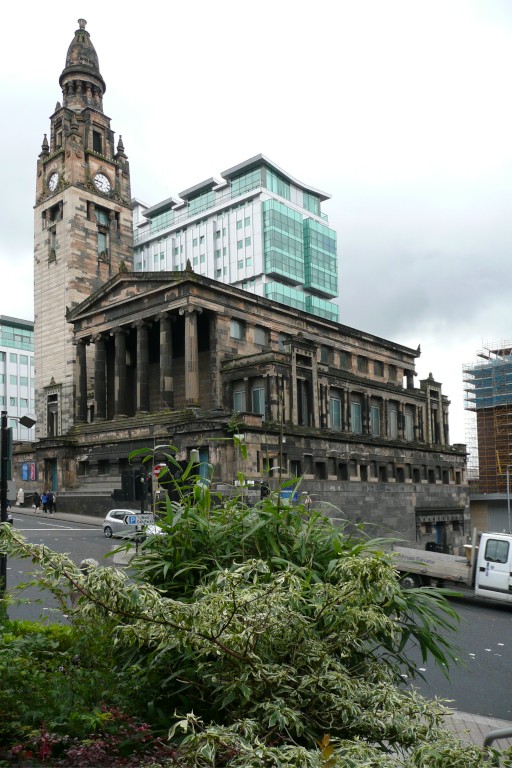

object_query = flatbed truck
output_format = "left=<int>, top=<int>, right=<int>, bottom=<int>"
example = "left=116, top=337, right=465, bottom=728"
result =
left=394, top=530, right=512, bottom=604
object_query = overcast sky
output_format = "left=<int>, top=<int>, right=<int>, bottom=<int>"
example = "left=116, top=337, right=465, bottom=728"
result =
left=2, top=0, right=511, bottom=445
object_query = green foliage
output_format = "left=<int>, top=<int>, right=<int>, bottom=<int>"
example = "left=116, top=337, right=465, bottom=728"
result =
left=0, top=449, right=500, bottom=766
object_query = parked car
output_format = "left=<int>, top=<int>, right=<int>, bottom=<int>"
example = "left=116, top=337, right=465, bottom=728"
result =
left=103, top=509, right=149, bottom=538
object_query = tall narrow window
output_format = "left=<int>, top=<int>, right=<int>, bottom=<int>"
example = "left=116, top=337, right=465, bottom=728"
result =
left=388, top=407, right=398, bottom=439
left=329, top=397, right=342, bottom=429
left=47, top=393, right=59, bottom=437
left=350, top=402, right=362, bottom=434
left=233, top=387, right=246, bottom=412
left=251, top=387, right=265, bottom=416
left=93, top=130, right=103, bottom=154
left=405, top=410, right=414, bottom=441
left=370, top=405, right=380, bottom=436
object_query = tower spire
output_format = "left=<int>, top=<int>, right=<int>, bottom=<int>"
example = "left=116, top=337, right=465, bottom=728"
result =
left=59, top=19, right=106, bottom=112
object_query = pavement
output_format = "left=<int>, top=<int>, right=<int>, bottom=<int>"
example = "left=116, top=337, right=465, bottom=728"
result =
left=7, top=506, right=512, bottom=754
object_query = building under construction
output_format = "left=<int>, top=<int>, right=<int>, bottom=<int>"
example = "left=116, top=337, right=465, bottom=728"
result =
left=464, top=342, right=512, bottom=494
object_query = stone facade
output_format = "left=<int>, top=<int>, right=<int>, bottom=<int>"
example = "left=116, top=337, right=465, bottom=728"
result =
left=15, top=269, right=468, bottom=548
left=33, top=19, right=132, bottom=440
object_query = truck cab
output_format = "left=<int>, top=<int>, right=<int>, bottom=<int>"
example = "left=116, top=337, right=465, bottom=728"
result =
left=475, top=533, right=512, bottom=603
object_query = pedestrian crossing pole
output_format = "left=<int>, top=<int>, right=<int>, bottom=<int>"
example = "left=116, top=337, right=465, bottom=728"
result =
left=0, top=411, right=36, bottom=596
left=0, top=410, right=9, bottom=595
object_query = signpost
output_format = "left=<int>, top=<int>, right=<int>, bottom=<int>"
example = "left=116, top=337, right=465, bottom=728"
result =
left=124, top=513, right=154, bottom=525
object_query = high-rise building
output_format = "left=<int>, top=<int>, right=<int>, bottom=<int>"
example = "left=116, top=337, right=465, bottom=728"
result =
left=133, top=155, right=339, bottom=322
left=0, top=316, right=35, bottom=441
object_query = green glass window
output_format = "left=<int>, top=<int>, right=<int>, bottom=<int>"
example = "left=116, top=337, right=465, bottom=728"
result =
left=305, top=296, right=338, bottom=321
left=237, top=220, right=243, bottom=230
left=230, top=168, right=263, bottom=198
left=303, top=218, right=338, bottom=297
left=303, top=191, right=321, bottom=216
left=263, top=200, right=304, bottom=284
left=188, top=191, right=214, bottom=216
left=265, top=168, right=290, bottom=200
left=151, top=209, right=174, bottom=232
left=245, top=237, right=251, bottom=246
left=264, top=282, right=306, bottom=311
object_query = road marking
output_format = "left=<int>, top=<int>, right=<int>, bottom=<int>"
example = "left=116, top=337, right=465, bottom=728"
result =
left=15, top=526, right=100, bottom=532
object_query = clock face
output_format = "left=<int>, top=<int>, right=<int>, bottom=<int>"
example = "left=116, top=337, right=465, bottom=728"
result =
left=94, top=173, right=111, bottom=193
left=48, top=172, right=59, bottom=192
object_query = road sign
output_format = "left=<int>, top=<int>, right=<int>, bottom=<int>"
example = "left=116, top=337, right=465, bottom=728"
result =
left=153, top=463, right=168, bottom=482
left=124, top=513, right=154, bottom=525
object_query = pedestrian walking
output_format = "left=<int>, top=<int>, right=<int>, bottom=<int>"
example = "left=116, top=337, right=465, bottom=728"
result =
left=33, top=491, right=41, bottom=515
left=47, top=491, right=54, bottom=514
left=42, top=491, right=48, bottom=513
left=16, top=488, right=25, bottom=507
left=53, top=492, right=57, bottom=513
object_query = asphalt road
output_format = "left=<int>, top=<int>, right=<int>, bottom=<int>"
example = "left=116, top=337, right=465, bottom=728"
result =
left=4, top=511, right=126, bottom=622
left=405, top=595, right=512, bottom=721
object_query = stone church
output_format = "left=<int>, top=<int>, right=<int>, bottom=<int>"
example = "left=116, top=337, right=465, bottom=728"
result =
left=16, top=20, right=468, bottom=548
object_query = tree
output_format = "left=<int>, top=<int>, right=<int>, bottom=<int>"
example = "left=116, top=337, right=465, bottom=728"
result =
left=0, top=458, right=509, bottom=766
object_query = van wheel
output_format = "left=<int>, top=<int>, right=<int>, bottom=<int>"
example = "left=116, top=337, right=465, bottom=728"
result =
left=400, top=574, right=421, bottom=589
left=104, top=526, right=113, bottom=538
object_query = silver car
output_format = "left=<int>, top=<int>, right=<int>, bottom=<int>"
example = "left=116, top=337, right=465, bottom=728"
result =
left=103, top=509, right=147, bottom=538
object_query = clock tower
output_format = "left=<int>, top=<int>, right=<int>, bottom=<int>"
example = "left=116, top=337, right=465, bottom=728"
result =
left=34, top=19, right=133, bottom=439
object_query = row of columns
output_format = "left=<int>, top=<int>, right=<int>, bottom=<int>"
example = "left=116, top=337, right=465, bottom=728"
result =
left=75, top=307, right=203, bottom=422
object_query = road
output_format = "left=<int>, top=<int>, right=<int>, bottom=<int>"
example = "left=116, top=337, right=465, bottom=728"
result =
left=4, top=510, right=130, bottom=622
left=405, top=595, right=512, bottom=721
left=4, top=512, right=512, bottom=721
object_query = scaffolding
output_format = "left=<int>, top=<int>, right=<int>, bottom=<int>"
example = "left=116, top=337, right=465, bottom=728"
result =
left=463, top=341, right=512, bottom=492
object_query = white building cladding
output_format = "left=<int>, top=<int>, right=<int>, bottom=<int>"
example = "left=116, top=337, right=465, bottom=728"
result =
left=133, top=154, right=339, bottom=322
left=0, top=316, right=35, bottom=441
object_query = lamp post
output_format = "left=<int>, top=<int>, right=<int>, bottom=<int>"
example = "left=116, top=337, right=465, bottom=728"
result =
left=0, top=410, right=36, bottom=595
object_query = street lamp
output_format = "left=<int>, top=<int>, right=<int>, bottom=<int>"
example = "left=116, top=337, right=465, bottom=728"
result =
left=0, top=410, right=37, bottom=594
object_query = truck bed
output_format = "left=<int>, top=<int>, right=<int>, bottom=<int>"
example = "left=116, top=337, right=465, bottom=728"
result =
left=393, top=546, right=472, bottom=585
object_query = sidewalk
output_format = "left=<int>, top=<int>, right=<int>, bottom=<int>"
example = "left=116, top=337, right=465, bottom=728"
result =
left=8, top=507, right=512, bottom=752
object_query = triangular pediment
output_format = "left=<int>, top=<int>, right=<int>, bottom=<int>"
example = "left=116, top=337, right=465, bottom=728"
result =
left=67, top=270, right=200, bottom=324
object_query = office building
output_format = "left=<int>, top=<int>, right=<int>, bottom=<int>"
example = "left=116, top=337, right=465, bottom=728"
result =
left=0, top=316, right=35, bottom=441
left=132, top=155, right=339, bottom=322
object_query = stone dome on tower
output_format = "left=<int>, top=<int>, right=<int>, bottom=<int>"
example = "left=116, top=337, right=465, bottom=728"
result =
left=59, top=19, right=106, bottom=111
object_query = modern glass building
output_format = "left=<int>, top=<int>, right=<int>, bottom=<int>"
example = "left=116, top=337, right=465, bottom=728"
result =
left=132, top=155, right=339, bottom=321
left=0, top=316, right=35, bottom=441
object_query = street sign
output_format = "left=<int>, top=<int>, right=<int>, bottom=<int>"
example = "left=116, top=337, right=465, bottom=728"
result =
left=153, top=463, right=167, bottom=480
left=124, top=513, right=154, bottom=525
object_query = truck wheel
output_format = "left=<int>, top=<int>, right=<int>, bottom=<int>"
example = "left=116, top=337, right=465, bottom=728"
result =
left=400, top=573, right=421, bottom=589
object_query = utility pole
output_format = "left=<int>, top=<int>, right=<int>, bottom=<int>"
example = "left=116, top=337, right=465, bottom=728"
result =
left=0, top=411, right=9, bottom=594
